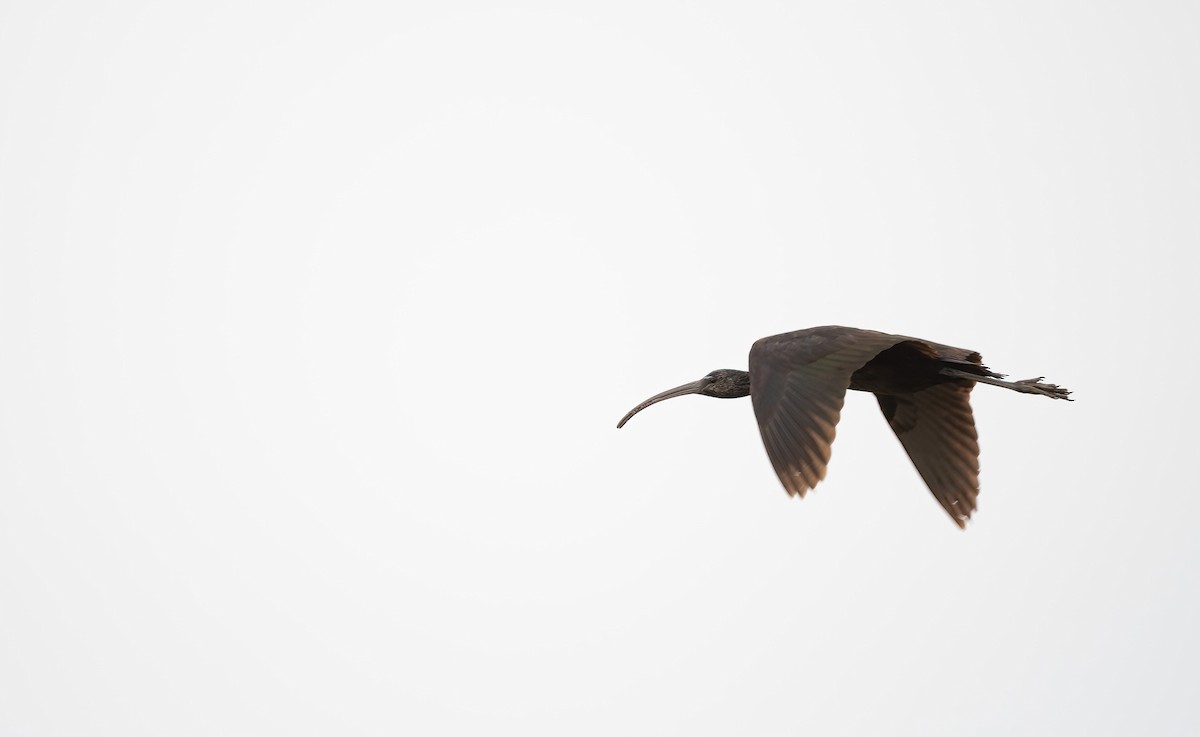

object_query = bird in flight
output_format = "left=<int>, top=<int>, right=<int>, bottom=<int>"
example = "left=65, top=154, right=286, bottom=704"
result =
left=618, top=326, right=1071, bottom=527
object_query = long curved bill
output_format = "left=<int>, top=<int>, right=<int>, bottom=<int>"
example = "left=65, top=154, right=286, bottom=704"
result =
left=617, top=379, right=707, bottom=428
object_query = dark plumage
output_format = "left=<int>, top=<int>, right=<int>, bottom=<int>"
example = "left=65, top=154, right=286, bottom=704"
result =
left=617, top=326, right=1071, bottom=527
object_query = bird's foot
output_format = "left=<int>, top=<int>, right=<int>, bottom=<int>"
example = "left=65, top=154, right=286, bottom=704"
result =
left=1013, top=377, right=1073, bottom=400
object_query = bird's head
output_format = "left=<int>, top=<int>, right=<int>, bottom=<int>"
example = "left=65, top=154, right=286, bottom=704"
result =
left=617, top=369, right=750, bottom=428
left=700, top=369, right=753, bottom=398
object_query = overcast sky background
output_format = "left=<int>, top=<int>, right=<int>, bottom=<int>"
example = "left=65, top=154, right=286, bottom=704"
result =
left=2, top=2, right=1198, bottom=735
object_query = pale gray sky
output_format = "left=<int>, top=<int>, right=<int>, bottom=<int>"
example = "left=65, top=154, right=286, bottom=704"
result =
left=2, top=1, right=1197, bottom=735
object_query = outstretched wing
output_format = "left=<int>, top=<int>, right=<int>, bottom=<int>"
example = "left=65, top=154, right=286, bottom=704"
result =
left=748, top=327, right=914, bottom=497
left=877, top=384, right=980, bottom=528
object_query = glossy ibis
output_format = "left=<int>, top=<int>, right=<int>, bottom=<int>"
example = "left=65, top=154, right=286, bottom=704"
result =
left=618, top=326, right=1070, bottom=527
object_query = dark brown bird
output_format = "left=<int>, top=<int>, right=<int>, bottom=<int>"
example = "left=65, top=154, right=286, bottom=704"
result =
left=617, top=326, right=1070, bottom=527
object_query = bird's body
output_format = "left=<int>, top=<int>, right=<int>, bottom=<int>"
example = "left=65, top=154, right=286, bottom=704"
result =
left=618, top=326, right=1070, bottom=527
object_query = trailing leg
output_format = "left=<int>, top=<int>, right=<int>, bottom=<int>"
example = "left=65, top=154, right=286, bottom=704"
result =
left=940, top=367, right=1072, bottom=400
